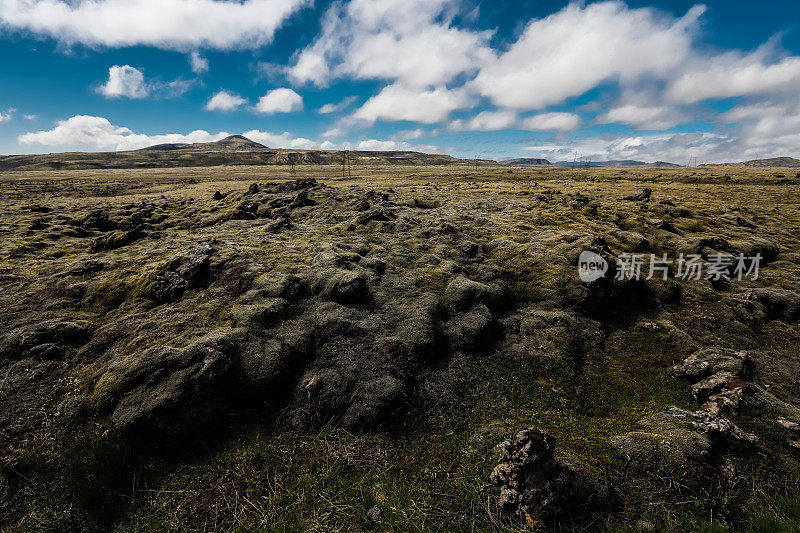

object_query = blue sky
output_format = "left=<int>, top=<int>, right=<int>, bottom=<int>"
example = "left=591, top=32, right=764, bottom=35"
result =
left=1, top=0, right=799, bottom=163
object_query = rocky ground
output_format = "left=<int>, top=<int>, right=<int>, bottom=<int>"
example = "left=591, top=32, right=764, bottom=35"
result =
left=0, top=163, right=799, bottom=532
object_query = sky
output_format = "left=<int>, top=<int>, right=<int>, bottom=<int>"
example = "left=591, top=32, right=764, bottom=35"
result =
left=0, top=0, right=799, bottom=163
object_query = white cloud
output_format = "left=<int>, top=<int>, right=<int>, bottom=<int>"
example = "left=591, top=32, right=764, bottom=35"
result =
left=205, top=90, right=247, bottom=112
left=521, top=132, right=729, bottom=164
left=448, top=111, right=579, bottom=132
left=450, top=110, right=517, bottom=131
left=472, top=2, right=704, bottom=109
left=319, top=96, right=357, bottom=114
left=97, top=65, right=148, bottom=98
left=390, top=128, right=430, bottom=140
left=254, top=88, right=303, bottom=114
left=189, top=51, right=209, bottom=74
left=519, top=112, right=581, bottom=131
left=597, top=104, right=686, bottom=130
left=24, top=114, right=37, bottom=121
left=666, top=45, right=800, bottom=104
left=241, top=129, right=317, bottom=149
left=353, top=84, right=472, bottom=124
left=0, top=109, right=13, bottom=122
left=0, top=0, right=310, bottom=49
left=289, top=0, right=493, bottom=88
left=354, top=139, right=414, bottom=151
left=18, top=115, right=318, bottom=151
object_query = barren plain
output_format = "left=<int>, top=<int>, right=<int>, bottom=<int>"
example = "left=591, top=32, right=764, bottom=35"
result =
left=1, top=163, right=799, bottom=532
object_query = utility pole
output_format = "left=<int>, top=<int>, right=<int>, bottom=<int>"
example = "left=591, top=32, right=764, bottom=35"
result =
left=341, top=150, right=351, bottom=179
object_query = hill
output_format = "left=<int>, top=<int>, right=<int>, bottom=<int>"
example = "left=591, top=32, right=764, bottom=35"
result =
left=741, top=157, right=800, bottom=167
left=551, top=159, right=681, bottom=167
left=142, top=135, right=269, bottom=152
left=501, top=157, right=551, bottom=165
left=0, top=136, right=474, bottom=171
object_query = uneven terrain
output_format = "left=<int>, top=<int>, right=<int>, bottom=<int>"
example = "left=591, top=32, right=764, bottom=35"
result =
left=0, top=163, right=799, bottom=532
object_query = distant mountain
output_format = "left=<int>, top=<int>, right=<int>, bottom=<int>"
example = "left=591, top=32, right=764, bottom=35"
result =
left=501, top=158, right=551, bottom=165
left=0, top=136, right=483, bottom=171
left=741, top=157, right=800, bottom=168
left=551, top=160, right=681, bottom=167
left=142, top=135, right=269, bottom=152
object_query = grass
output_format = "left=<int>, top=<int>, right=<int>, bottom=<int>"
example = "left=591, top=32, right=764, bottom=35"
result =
left=1, top=163, right=799, bottom=531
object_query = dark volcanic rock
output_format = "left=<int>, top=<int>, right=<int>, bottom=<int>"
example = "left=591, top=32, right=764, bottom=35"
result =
left=1, top=319, right=94, bottom=360
left=104, top=334, right=238, bottom=443
left=82, top=209, right=113, bottom=230
left=743, top=288, right=800, bottom=322
left=670, top=348, right=751, bottom=381
left=623, top=188, right=652, bottom=202
left=151, top=242, right=215, bottom=303
left=490, top=428, right=614, bottom=522
left=90, top=227, right=146, bottom=252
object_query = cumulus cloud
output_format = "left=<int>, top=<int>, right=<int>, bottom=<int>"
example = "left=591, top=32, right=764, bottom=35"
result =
left=450, top=110, right=517, bottom=132
left=97, top=65, right=148, bottom=98
left=189, top=51, right=209, bottom=74
left=241, top=129, right=317, bottom=149
left=18, top=115, right=317, bottom=151
left=449, top=111, right=579, bottom=132
left=353, top=84, right=472, bottom=124
left=0, top=108, right=13, bottom=122
left=289, top=0, right=493, bottom=88
left=319, top=96, right=357, bottom=114
left=205, top=90, right=247, bottom=112
left=96, top=65, right=194, bottom=99
left=389, top=128, right=431, bottom=140
left=519, top=112, right=581, bottom=132
left=254, top=88, right=303, bottom=114
left=665, top=45, right=800, bottom=104
left=521, top=132, right=730, bottom=164
left=0, top=0, right=310, bottom=49
left=472, top=2, right=704, bottom=110
left=596, top=104, right=686, bottom=130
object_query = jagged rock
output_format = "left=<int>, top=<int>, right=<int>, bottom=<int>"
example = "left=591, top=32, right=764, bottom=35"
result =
left=315, top=269, right=368, bottom=304
left=489, top=428, right=613, bottom=522
left=82, top=209, right=113, bottom=230
left=670, top=348, right=750, bottom=381
left=444, top=276, right=498, bottom=311
left=656, top=220, right=679, bottom=233
left=612, top=406, right=757, bottom=475
left=232, top=201, right=259, bottom=220
left=90, top=227, right=146, bottom=252
left=212, top=190, right=223, bottom=200
left=248, top=183, right=260, bottom=194
left=703, top=386, right=746, bottom=417
left=151, top=242, right=215, bottom=303
left=102, top=334, right=238, bottom=442
left=289, top=190, right=316, bottom=209
left=743, top=288, right=800, bottom=322
left=623, top=188, right=652, bottom=202
left=356, top=208, right=395, bottom=224
left=691, top=371, right=741, bottom=403
left=1, top=319, right=94, bottom=360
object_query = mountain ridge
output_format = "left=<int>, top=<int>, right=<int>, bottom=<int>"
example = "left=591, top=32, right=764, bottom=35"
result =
left=0, top=136, right=476, bottom=171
